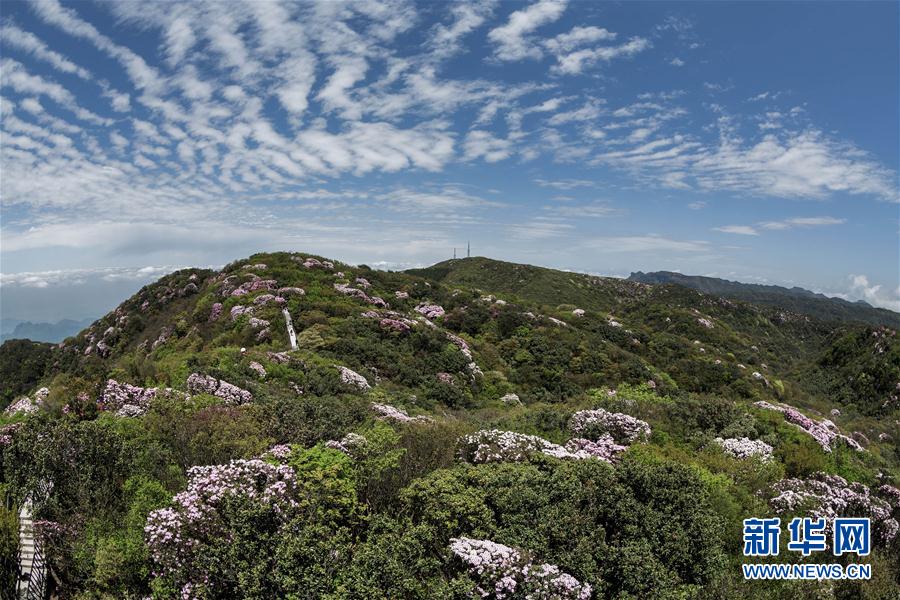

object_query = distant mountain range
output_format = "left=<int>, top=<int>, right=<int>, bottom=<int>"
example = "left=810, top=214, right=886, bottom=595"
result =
left=0, top=318, right=95, bottom=344
left=627, top=271, right=899, bottom=328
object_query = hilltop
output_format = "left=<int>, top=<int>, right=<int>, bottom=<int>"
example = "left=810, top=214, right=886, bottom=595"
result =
left=1, top=251, right=898, bottom=599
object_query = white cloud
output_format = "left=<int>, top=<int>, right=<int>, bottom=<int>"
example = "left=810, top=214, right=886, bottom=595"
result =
left=534, top=178, right=594, bottom=189
left=759, top=216, right=846, bottom=230
left=543, top=26, right=616, bottom=54
left=0, top=265, right=182, bottom=288
left=713, top=225, right=759, bottom=236
left=463, top=130, right=512, bottom=163
left=429, top=1, right=497, bottom=60
left=586, top=234, right=710, bottom=253
left=0, top=23, right=92, bottom=80
left=670, top=57, right=685, bottom=67
left=848, top=274, right=900, bottom=312
left=488, top=0, right=567, bottom=61
left=552, top=36, right=651, bottom=75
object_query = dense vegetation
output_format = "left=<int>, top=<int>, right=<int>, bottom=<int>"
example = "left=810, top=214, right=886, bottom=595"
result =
left=1, top=252, right=898, bottom=599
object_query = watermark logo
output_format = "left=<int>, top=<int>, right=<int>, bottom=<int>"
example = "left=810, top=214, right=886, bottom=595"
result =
left=742, top=517, right=871, bottom=580
left=743, top=518, right=780, bottom=557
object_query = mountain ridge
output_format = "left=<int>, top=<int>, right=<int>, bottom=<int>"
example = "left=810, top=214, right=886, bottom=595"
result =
left=628, top=270, right=899, bottom=327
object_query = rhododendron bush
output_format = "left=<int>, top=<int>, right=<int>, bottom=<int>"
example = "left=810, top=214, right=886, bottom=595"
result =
left=569, top=408, right=651, bottom=444
left=769, top=473, right=899, bottom=545
left=449, top=537, right=592, bottom=600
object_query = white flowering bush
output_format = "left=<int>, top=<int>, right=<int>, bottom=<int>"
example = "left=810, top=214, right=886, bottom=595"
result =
left=186, top=373, right=253, bottom=404
left=569, top=409, right=651, bottom=444
left=337, top=366, right=370, bottom=391
left=4, top=387, right=49, bottom=416
left=414, top=303, right=445, bottom=319
left=754, top=401, right=863, bottom=453
left=769, top=472, right=899, bottom=545
left=449, top=537, right=592, bottom=600
left=145, top=459, right=299, bottom=592
left=325, top=432, right=368, bottom=456
left=458, top=429, right=623, bottom=464
left=371, top=402, right=431, bottom=423
left=713, top=437, right=773, bottom=461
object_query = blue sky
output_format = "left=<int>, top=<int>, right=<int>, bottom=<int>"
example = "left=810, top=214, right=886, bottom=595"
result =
left=1, top=0, right=898, bottom=321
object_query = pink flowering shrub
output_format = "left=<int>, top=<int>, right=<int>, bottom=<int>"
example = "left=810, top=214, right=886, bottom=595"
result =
left=248, top=317, right=270, bottom=330
left=208, top=303, right=223, bottom=322
left=101, top=379, right=175, bottom=417
left=248, top=361, right=266, bottom=378
left=277, top=286, right=305, bottom=296
left=230, top=279, right=277, bottom=297
left=267, top=351, right=291, bottom=364
left=0, top=422, right=23, bottom=445
left=572, top=308, right=585, bottom=317
left=325, top=432, right=368, bottom=455
left=714, top=437, right=773, bottom=461
left=380, top=318, right=411, bottom=333
left=186, top=373, right=253, bottom=404
left=334, top=283, right=388, bottom=307
left=414, top=303, right=445, bottom=319
left=394, top=291, right=409, bottom=299
left=697, top=318, right=714, bottom=329
left=145, top=459, right=299, bottom=592
left=337, top=366, right=370, bottom=391
left=230, top=305, right=253, bottom=321
left=564, top=436, right=628, bottom=464
left=458, top=430, right=613, bottom=464
left=371, top=402, right=432, bottom=423
left=262, top=444, right=293, bottom=461
left=4, top=395, right=39, bottom=416
left=4, top=387, right=49, bottom=416
left=252, top=293, right=286, bottom=307
left=449, top=537, right=592, bottom=600
left=754, top=401, right=863, bottom=453
left=769, top=472, right=899, bottom=545
left=569, top=409, right=651, bottom=444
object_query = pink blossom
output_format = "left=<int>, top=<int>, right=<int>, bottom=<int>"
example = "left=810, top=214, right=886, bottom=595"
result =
left=334, top=283, right=388, bottom=308
left=186, top=373, right=252, bottom=404
left=754, top=401, right=864, bottom=453
left=371, top=402, right=432, bottom=423
left=325, top=432, right=367, bottom=455
left=449, top=537, right=591, bottom=600
left=770, top=473, right=898, bottom=545
left=277, top=287, right=305, bottom=296
left=414, top=303, right=445, bottom=319
left=714, top=437, right=773, bottom=461
left=569, top=409, right=651, bottom=444
left=4, top=387, right=49, bottom=416
left=248, top=361, right=266, bottom=379
left=209, top=303, right=223, bottom=322
left=337, top=366, right=370, bottom=390
left=145, top=459, right=299, bottom=589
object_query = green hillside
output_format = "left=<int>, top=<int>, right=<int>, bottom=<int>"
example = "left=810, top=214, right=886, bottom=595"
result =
left=1, top=252, right=898, bottom=599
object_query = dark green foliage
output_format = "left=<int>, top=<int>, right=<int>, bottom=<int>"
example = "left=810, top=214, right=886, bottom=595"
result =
left=0, top=339, right=53, bottom=409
